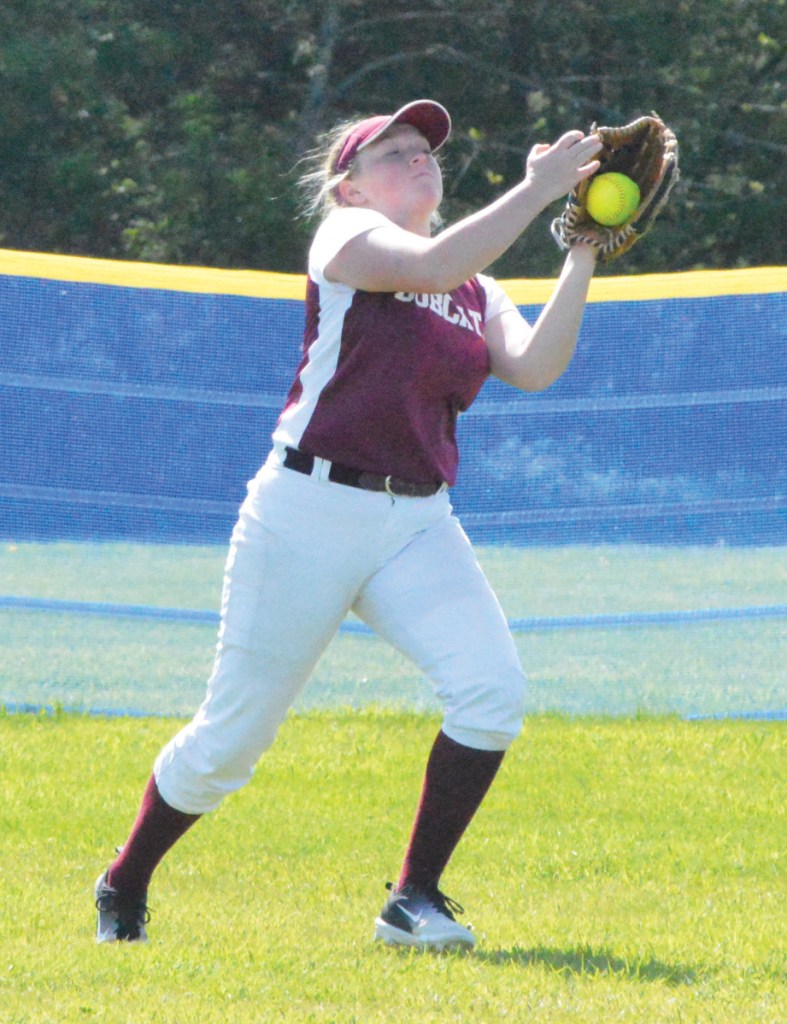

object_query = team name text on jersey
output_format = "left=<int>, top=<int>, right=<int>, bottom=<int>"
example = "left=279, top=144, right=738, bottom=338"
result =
left=394, top=291, right=484, bottom=337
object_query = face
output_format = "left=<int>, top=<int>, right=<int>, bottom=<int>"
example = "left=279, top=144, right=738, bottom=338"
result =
left=339, top=124, right=443, bottom=234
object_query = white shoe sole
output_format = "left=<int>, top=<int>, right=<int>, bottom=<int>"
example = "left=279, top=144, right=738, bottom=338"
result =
left=374, top=917, right=475, bottom=951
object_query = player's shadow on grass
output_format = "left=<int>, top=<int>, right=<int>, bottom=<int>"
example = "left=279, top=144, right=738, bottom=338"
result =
left=476, top=944, right=699, bottom=985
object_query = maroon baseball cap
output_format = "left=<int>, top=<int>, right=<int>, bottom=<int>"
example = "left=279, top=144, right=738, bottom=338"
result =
left=334, top=100, right=451, bottom=173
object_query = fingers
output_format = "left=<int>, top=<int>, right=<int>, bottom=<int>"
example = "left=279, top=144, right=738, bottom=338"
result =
left=562, top=131, right=603, bottom=160
left=525, top=130, right=603, bottom=204
left=554, top=129, right=587, bottom=148
left=576, top=157, right=601, bottom=179
left=573, top=133, right=603, bottom=178
left=552, top=129, right=602, bottom=149
left=531, top=131, right=602, bottom=165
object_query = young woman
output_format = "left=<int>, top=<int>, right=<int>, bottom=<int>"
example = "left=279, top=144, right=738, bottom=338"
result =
left=95, top=99, right=602, bottom=951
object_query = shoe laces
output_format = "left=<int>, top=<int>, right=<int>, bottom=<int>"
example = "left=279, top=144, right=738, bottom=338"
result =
left=432, top=890, right=465, bottom=921
left=96, top=885, right=151, bottom=939
left=386, top=881, right=466, bottom=921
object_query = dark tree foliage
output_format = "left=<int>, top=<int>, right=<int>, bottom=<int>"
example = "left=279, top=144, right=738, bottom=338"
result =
left=1, top=0, right=784, bottom=274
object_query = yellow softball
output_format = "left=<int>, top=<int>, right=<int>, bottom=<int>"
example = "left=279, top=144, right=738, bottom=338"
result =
left=586, top=172, right=641, bottom=226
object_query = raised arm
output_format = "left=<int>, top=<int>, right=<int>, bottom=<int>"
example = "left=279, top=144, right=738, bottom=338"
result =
left=326, top=132, right=602, bottom=294
left=485, top=244, right=598, bottom=393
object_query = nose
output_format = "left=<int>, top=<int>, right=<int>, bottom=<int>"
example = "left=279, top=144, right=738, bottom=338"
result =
left=410, top=149, right=428, bottom=166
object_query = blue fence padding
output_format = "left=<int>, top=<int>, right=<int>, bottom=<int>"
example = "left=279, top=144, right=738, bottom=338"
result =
left=1, top=270, right=785, bottom=545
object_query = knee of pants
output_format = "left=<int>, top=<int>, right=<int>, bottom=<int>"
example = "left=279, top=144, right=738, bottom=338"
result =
left=154, top=712, right=281, bottom=815
left=441, top=668, right=527, bottom=752
left=153, top=646, right=297, bottom=814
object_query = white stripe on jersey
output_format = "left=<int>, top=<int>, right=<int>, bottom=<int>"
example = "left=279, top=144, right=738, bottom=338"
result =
left=273, top=282, right=355, bottom=449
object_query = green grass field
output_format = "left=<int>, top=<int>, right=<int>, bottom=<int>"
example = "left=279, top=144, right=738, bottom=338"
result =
left=0, top=709, right=784, bottom=1023
left=0, top=541, right=784, bottom=1021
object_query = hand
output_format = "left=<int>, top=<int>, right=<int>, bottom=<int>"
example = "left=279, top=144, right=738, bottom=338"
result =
left=524, top=131, right=602, bottom=206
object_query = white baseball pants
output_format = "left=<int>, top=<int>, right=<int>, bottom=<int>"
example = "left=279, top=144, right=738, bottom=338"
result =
left=154, top=451, right=526, bottom=814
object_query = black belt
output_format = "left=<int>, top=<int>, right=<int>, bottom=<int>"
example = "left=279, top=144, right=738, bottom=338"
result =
left=282, top=447, right=444, bottom=498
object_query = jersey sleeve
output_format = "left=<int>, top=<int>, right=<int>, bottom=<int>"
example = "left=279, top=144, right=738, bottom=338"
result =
left=476, top=272, right=519, bottom=323
left=309, top=208, right=393, bottom=286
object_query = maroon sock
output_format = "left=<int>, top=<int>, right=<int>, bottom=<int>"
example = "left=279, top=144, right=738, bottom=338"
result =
left=108, top=775, right=201, bottom=897
left=398, top=730, right=505, bottom=892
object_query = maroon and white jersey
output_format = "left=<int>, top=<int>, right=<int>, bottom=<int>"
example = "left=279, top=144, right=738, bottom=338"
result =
left=273, top=208, right=517, bottom=486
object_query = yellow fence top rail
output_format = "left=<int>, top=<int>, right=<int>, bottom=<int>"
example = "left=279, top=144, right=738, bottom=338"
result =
left=0, top=247, right=784, bottom=304
left=502, top=266, right=787, bottom=304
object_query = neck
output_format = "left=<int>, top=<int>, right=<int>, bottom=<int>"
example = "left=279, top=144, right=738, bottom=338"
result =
left=383, top=206, right=434, bottom=237
left=403, top=216, right=433, bottom=238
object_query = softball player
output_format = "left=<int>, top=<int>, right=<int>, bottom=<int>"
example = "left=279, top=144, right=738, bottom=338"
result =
left=95, top=100, right=602, bottom=951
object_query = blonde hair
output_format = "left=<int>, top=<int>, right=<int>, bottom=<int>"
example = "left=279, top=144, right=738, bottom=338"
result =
left=296, top=117, right=444, bottom=228
left=296, top=119, right=361, bottom=222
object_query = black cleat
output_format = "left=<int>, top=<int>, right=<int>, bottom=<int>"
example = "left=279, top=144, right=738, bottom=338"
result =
left=374, top=882, right=475, bottom=951
left=95, top=869, right=150, bottom=943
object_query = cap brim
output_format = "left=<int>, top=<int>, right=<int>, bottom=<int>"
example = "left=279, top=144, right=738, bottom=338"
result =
left=357, top=100, right=451, bottom=156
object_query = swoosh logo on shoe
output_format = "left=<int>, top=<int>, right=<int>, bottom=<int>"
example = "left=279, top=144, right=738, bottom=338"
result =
left=397, top=905, right=422, bottom=925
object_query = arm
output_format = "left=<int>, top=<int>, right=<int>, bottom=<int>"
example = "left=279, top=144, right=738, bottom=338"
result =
left=326, top=132, right=602, bottom=294
left=485, top=244, right=597, bottom=392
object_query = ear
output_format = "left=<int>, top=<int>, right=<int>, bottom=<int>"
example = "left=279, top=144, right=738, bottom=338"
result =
left=336, top=176, right=366, bottom=207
